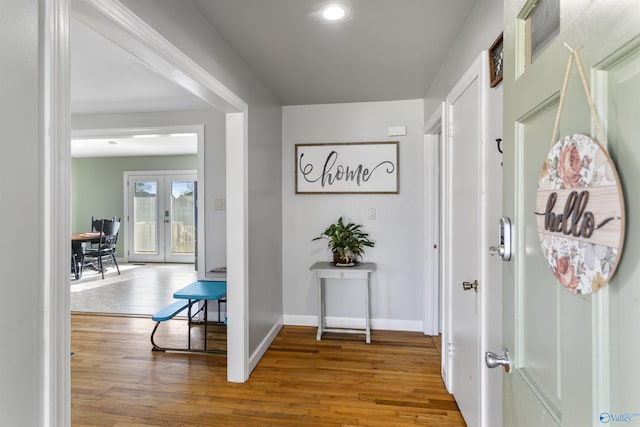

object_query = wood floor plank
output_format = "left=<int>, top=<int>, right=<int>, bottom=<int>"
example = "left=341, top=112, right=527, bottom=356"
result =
left=71, top=314, right=465, bottom=426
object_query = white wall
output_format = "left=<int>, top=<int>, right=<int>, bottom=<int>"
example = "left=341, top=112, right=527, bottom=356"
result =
left=424, top=0, right=504, bottom=120
left=282, top=99, right=425, bottom=331
left=121, top=0, right=283, bottom=357
left=0, top=1, right=43, bottom=425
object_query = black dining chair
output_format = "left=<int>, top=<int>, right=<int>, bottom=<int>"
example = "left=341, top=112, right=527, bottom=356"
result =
left=91, top=216, right=122, bottom=232
left=90, top=216, right=122, bottom=246
left=88, top=216, right=102, bottom=249
left=83, top=219, right=121, bottom=279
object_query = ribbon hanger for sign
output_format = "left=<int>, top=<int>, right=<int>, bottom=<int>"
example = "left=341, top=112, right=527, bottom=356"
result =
left=549, top=44, right=607, bottom=150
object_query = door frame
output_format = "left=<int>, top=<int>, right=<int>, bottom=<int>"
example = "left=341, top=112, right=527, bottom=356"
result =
left=424, top=102, right=447, bottom=382
left=45, top=1, right=251, bottom=423
left=43, top=1, right=71, bottom=425
left=124, top=169, right=198, bottom=264
left=423, top=103, right=444, bottom=337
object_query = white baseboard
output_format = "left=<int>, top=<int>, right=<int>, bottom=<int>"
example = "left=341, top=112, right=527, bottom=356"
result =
left=283, top=314, right=423, bottom=332
left=249, top=317, right=283, bottom=373
left=283, top=315, right=317, bottom=327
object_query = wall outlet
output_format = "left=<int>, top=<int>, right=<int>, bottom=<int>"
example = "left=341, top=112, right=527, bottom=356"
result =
left=214, top=198, right=226, bottom=211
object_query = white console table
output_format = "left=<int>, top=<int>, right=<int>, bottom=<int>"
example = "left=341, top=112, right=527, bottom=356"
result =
left=310, top=261, right=376, bottom=344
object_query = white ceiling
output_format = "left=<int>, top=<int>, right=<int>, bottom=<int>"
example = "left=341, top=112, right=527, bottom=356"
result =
left=70, top=18, right=207, bottom=157
left=192, top=0, right=477, bottom=105
left=71, top=133, right=198, bottom=158
left=70, top=0, right=477, bottom=155
left=70, top=18, right=211, bottom=116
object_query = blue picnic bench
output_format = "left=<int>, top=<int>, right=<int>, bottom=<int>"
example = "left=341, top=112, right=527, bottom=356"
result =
left=152, top=300, right=192, bottom=322
left=150, top=280, right=227, bottom=354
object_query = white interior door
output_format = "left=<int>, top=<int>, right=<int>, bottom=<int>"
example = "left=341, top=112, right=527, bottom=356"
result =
left=502, top=1, right=640, bottom=425
left=443, top=52, right=503, bottom=427
left=448, top=75, right=481, bottom=427
left=126, top=171, right=196, bottom=263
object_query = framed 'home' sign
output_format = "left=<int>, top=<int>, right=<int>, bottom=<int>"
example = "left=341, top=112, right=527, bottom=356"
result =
left=295, top=141, right=399, bottom=194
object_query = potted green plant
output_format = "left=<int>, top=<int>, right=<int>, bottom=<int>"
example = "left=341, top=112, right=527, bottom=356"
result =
left=312, top=216, right=375, bottom=265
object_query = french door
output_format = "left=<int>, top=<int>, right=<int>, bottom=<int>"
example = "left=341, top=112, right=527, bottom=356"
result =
left=126, top=171, right=196, bottom=263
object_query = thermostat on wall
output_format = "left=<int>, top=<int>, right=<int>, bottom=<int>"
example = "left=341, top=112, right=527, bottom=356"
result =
left=387, top=126, right=406, bottom=137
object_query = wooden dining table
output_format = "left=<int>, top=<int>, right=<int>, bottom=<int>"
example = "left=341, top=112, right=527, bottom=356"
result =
left=71, top=232, right=102, bottom=280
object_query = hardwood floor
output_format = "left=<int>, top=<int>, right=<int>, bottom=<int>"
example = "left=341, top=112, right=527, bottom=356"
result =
left=71, top=314, right=465, bottom=426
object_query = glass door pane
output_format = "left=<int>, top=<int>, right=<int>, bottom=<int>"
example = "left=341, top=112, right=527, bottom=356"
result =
left=130, top=178, right=161, bottom=261
left=169, top=179, right=195, bottom=257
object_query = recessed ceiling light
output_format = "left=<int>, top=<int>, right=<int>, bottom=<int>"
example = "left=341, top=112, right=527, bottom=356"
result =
left=323, top=5, right=345, bottom=20
left=318, top=3, right=351, bottom=22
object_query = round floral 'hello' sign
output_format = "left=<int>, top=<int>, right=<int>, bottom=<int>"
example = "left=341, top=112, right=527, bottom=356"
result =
left=535, top=134, right=625, bottom=294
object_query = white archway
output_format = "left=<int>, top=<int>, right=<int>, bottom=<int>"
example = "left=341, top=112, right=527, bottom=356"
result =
left=71, top=0, right=251, bottom=382
left=45, top=0, right=251, bottom=423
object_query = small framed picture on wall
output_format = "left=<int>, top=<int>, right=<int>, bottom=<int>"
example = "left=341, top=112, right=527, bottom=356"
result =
left=489, top=32, right=503, bottom=88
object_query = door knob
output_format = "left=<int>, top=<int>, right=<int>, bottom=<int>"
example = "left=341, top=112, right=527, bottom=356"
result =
left=462, top=280, right=478, bottom=291
left=485, top=348, right=511, bottom=373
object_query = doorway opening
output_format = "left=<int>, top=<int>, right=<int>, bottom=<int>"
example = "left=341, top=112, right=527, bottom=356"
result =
left=424, top=102, right=445, bottom=342
left=70, top=128, right=202, bottom=315
left=65, top=0, right=250, bottom=390
left=44, top=0, right=252, bottom=423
